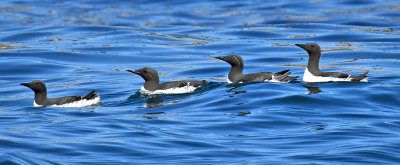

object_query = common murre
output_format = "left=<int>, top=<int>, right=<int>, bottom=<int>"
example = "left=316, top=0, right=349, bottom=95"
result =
left=295, top=43, right=368, bottom=82
left=214, top=54, right=298, bottom=83
left=20, top=80, right=100, bottom=107
left=127, top=67, right=206, bottom=94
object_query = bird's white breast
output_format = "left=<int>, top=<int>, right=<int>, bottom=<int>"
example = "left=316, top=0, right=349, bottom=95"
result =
left=227, top=76, right=233, bottom=84
left=34, top=96, right=101, bottom=107
left=227, top=75, right=285, bottom=83
left=33, top=101, right=43, bottom=107
left=140, top=82, right=200, bottom=95
left=302, top=68, right=367, bottom=82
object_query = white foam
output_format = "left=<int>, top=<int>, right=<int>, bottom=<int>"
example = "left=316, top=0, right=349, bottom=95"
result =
left=303, top=68, right=367, bottom=82
left=33, top=96, right=101, bottom=107
left=140, top=82, right=201, bottom=95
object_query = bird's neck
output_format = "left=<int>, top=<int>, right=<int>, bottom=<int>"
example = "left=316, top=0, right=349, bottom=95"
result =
left=34, top=91, right=47, bottom=105
left=228, top=65, right=243, bottom=83
left=307, top=52, right=322, bottom=75
left=143, top=78, right=159, bottom=91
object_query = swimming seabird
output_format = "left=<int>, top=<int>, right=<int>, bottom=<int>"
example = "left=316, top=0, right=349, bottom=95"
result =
left=214, top=54, right=298, bottom=83
left=20, top=80, right=100, bottom=107
left=127, top=67, right=206, bottom=94
left=295, top=43, right=368, bottom=82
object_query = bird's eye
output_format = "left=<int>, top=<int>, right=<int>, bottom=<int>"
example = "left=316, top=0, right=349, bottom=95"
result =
left=311, top=45, right=315, bottom=47
left=143, top=70, right=147, bottom=73
left=233, top=57, right=237, bottom=60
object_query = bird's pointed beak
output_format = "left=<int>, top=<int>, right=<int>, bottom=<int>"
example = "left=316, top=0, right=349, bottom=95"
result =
left=213, top=56, right=225, bottom=61
left=20, top=83, right=30, bottom=87
left=127, top=69, right=140, bottom=75
left=295, top=44, right=305, bottom=49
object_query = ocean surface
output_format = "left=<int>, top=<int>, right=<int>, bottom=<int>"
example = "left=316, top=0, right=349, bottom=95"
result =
left=1, top=0, right=400, bottom=164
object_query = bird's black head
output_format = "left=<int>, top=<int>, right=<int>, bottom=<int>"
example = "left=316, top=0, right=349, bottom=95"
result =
left=20, top=80, right=47, bottom=93
left=127, top=67, right=159, bottom=82
left=214, top=54, right=244, bottom=68
left=295, top=43, right=321, bottom=55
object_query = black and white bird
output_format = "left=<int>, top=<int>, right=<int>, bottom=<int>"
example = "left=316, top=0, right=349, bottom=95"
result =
left=214, top=54, right=297, bottom=83
left=20, top=80, right=100, bottom=107
left=127, top=67, right=206, bottom=94
left=295, top=43, right=368, bottom=82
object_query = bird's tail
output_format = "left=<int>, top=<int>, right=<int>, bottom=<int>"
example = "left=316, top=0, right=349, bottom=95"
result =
left=274, top=71, right=290, bottom=81
left=351, top=71, right=368, bottom=81
left=274, top=70, right=298, bottom=82
left=83, top=90, right=97, bottom=100
left=275, top=69, right=289, bottom=75
left=282, top=76, right=298, bottom=82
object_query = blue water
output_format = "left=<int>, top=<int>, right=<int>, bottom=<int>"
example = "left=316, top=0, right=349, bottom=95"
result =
left=1, top=0, right=400, bottom=164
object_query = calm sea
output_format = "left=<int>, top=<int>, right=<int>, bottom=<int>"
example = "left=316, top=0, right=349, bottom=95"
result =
left=1, top=0, right=400, bottom=164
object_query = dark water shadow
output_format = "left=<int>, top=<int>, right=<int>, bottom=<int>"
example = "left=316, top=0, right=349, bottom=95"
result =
left=303, top=85, right=323, bottom=95
left=226, top=84, right=248, bottom=97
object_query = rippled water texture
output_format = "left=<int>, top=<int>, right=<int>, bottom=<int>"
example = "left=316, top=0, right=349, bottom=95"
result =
left=1, top=0, right=400, bottom=164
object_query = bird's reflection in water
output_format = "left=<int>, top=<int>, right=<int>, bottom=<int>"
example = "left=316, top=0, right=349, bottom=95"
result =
left=144, top=94, right=190, bottom=108
left=226, top=84, right=247, bottom=97
left=128, top=92, right=190, bottom=108
left=236, top=111, right=251, bottom=116
left=141, top=112, right=165, bottom=119
left=306, top=121, right=325, bottom=131
left=145, top=95, right=164, bottom=108
left=304, top=85, right=322, bottom=95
